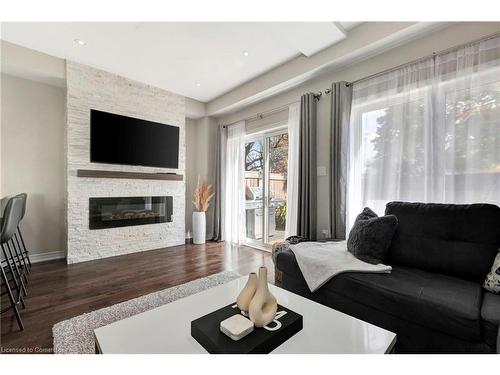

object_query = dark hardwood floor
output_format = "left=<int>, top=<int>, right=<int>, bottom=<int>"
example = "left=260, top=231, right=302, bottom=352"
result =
left=0, top=242, right=273, bottom=353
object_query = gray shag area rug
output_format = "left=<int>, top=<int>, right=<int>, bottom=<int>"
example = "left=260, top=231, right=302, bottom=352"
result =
left=52, top=271, right=240, bottom=354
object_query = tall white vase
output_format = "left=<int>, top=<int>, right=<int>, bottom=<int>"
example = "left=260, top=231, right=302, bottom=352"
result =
left=192, top=211, right=206, bottom=244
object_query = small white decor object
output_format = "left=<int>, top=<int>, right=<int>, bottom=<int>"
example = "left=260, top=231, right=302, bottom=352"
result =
left=192, top=176, right=215, bottom=245
left=236, top=272, right=258, bottom=313
left=249, top=267, right=278, bottom=328
left=220, top=314, right=254, bottom=341
left=192, top=212, right=206, bottom=244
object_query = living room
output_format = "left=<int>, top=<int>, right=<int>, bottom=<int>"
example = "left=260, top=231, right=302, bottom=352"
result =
left=1, top=0, right=499, bottom=372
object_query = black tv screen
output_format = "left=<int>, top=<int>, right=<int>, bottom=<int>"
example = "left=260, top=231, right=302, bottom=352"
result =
left=90, top=110, right=179, bottom=169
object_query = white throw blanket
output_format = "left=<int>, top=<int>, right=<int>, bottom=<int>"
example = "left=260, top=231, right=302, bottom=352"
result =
left=289, top=241, right=392, bottom=292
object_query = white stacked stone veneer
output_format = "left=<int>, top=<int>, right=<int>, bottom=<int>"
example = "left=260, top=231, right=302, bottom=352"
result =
left=66, top=62, right=186, bottom=264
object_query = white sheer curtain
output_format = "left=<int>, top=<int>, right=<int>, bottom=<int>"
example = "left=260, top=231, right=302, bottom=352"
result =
left=224, top=121, right=247, bottom=245
left=285, top=102, right=300, bottom=237
left=348, top=36, right=500, bottom=231
left=434, top=37, right=500, bottom=204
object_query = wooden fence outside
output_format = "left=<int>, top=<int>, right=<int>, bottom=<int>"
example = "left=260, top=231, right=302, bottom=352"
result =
left=245, top=171, right=287, bottom=200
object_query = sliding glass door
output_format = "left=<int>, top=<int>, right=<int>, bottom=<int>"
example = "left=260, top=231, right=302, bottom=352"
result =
left=244, top=128, right=288, bottom=250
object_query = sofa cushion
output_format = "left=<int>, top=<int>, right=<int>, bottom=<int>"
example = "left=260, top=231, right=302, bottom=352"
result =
left=481, top=292, right=500, bottom=325
left=322, top=265, right=482, bottom=342
left=347, top=207, right=398, bottom=264
left=385, top=201, right=500, bottom=282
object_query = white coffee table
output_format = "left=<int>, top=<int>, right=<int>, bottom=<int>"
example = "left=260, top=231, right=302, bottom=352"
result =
left=94, top=277, right=396, bottom=354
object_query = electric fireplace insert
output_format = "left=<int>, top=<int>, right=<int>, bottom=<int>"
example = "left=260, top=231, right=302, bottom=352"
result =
left=89, top=196, right=173, bottom=230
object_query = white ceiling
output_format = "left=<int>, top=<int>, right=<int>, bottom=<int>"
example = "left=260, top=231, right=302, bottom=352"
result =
left=1, top=22, right=361, bottom=102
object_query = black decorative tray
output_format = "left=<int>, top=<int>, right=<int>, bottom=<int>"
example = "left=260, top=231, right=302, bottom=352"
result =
left=191, top=303, right=303, bottom=354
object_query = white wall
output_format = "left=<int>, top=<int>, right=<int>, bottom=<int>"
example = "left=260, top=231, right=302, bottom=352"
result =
left=214, top=22, right=500, bottom=239
left=185, top=118, right=197, bottom=237
left=185, top=116, right=218, bottom=239
left=0, top=40, right=66, bottom=88
left=1, top=74, right=66, bottom=261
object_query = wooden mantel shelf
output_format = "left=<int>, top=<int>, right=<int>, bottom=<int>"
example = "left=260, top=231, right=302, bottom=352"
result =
left=76, top=169, right=183, bottom=181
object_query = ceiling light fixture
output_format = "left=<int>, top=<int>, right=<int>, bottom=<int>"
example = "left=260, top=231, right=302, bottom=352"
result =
left=195, top=82, right=201, bottom=87
left=243, top=51, right=249, bottom=57
left=74, top=39, right=87, bottom=46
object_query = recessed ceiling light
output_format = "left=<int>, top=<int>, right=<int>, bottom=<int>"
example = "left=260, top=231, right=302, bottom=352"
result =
left=243, top=51, right=249, bottom=57
left=195, top=82, right=201, bottom=87
left=74, top=39, right=86, bottom=46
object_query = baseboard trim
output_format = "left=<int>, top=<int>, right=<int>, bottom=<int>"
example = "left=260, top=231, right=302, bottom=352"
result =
left=31, top=251, right=66, bottom=263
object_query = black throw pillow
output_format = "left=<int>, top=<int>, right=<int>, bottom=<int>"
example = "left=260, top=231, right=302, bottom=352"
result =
left=347, top=207, right=398, bottom=265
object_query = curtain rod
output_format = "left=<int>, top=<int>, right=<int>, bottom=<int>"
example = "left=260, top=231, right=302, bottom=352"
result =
left=312, top=30, right=500, bottom=97
left=222, top=100, right=300, bottom=128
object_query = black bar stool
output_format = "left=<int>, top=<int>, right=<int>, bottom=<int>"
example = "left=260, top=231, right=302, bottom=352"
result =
left=1, top=195, right=26, bottom=330
left=1, top=196, right=27, bottom=294
left=13, top=193, right=31, bottom=275
left=2, top=194, right=30, bottom=283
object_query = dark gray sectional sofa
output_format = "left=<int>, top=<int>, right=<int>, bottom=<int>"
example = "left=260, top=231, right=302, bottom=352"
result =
left=276, top=201, right=500, bottom=353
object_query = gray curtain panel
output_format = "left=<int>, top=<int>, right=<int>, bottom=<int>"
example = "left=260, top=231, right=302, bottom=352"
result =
left=297, top=93, right=318, bottom=240
left=211, top=125, right=224, bottom=241
left=330, top=82, right=353, bottom=239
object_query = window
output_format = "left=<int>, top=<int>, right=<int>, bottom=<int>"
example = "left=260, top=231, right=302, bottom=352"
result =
left=442, top=81, right=500, bottom=203
left=347, top=37, right=500, bottom=229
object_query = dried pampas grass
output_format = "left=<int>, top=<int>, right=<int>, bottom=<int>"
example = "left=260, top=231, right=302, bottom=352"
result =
left=192, top=176, right=215, bottom=212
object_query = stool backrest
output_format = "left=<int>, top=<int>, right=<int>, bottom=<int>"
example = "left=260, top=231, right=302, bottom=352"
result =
left=0, top=196, right=24, bottom=243
left=16, top=193, right=27, bottom=221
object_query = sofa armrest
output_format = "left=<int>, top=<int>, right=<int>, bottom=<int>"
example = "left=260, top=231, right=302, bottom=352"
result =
left=276, top=248, right=302, bottom=276
left=482, top=292, right=500, bottom=325
left=271, top=241, right=290, bottom=264
left=497, top=327, right=499, bottom=354
left=481, top=291, right=500, bottom=353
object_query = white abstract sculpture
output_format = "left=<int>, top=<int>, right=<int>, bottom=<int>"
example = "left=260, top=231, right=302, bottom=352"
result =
left=248, top=267, right=278, bottom=328
left=236, top=272, right=258, bottom=313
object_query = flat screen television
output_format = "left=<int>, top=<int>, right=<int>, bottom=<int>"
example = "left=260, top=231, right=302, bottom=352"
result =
left=90, top=109, right=179, bottom=169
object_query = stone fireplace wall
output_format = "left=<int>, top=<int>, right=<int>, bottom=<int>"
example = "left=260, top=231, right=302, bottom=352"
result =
left=66, top=62, right=185, bottom=264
